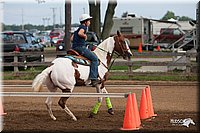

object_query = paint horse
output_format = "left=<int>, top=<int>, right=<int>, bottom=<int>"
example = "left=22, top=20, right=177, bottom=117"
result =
left=32, top=31, right=132, bottom=121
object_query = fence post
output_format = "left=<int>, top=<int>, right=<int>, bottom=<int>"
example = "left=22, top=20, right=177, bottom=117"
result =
left=13, top=52, right=19, bottom=73
left=127, top=58, right=132, bottom=80
left=186, top=52, right=191, bottom=77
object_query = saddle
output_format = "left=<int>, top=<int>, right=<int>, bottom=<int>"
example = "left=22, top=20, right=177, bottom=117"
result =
left=64, top=49, right=91, bottom=66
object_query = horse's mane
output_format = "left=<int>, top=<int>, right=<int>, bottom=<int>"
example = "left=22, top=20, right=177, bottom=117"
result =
left=93, top=37, right=114, bottom=65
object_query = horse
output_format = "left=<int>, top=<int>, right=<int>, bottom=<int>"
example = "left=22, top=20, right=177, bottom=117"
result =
left=32, top=31, right=133, bottom=121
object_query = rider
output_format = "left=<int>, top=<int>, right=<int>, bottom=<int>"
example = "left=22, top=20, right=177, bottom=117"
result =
left=71, top=14, right=101, bottom=86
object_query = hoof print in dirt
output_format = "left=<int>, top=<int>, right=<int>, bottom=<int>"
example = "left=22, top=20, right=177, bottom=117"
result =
left=88, top=112, right=96, bottom=118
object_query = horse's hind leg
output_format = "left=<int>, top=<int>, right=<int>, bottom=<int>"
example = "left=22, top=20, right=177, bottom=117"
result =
left=45, top=97, right=56, bottom=120
left=45, top=76, right=57, bottom=120
left=58, top=89, right=77, bottom=121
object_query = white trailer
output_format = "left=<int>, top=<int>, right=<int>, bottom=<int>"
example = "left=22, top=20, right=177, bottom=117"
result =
left=110, top=16, right=153, bottom=49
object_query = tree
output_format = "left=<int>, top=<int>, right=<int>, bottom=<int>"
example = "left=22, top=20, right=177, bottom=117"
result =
left=89, top=0, right=101, bottom=38
left=161, top=10, right=193, bottom=21
left=101, top=0, right=117, bottom=40
left=89, top=0, right=117, bottom=40
left=161, top=11, right=177, bottom=20
left=178, top=16, right=193, bottom=21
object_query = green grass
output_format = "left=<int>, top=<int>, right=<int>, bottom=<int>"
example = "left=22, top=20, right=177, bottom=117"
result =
left=108, top=75, right=197, bottom=81
left=109, top=65, right=140, bottom=70
left=3, top=66, right=47, bottom=80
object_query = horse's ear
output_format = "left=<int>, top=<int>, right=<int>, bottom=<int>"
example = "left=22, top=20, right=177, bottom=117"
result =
left=117, top=30, right=121, bottom=37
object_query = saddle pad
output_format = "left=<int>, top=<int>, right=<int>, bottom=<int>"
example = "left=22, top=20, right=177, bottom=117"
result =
left=64, top=55, right=91, bottom=66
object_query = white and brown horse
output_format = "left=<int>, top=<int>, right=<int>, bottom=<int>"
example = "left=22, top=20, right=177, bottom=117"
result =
left=32, top=31, right=132, bottom=121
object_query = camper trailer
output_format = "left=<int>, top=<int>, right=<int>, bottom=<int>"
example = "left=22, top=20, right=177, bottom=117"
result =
left=110, top=15, right=153, bottom=49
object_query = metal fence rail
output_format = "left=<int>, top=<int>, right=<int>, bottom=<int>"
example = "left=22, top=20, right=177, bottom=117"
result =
left=1, top=92, right=129, bottom=98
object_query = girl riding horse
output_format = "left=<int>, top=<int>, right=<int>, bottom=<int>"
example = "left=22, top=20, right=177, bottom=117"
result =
left=32, top=31, right=132, bottom=121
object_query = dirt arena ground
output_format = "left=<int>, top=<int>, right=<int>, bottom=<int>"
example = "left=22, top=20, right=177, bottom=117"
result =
left=1, top=81, right=199, bottom=132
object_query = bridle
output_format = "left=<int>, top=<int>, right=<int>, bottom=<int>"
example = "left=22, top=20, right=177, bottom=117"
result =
left=93, top=35, right=130, bottom=71
left=106, top=35, right=130, bottom=71
left=113, top=35, right=130, bottom=58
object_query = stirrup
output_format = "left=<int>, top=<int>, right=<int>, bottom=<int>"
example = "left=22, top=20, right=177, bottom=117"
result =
left=90, top=79, right=101, bottom=87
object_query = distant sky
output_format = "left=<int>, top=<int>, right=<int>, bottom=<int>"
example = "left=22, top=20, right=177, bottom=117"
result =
left=1, top=0, right=199, bottom=25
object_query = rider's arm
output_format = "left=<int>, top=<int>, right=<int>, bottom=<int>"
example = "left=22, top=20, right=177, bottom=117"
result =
left=70, top=34, right=74, bottom=42
left=78, top=29, right=87, bottom=40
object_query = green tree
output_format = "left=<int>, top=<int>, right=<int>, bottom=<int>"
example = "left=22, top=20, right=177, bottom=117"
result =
left=161, top=11, right=177, bottom=20
left=161, top=10, right=193, bottom=21
left=178, top=16, right=193, bottom=21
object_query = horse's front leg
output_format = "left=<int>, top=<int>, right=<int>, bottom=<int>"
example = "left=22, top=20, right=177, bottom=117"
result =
left=101, top=87, right=114, bottom=115
left=89, top=84, right=103, bottom=118
left=58, top=89, right=77, bottom=121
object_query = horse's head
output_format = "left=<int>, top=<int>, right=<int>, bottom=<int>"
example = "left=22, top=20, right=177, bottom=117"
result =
left=113, top=31, right=133, bottom=60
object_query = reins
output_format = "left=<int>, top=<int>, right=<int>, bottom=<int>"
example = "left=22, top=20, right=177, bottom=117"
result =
left=108, top=52, right=120, bottom=72
left=92, top=36, right=126, bottom=71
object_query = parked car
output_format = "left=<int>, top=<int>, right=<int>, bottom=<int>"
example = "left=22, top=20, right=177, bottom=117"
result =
left=49, top=28, right=65, bottom=39
left=36, top=35, right=51, bottom=47
left=154, top=28, right=184, bottom=44
left=1, top=31, right=44, bottom=69
left=56, top=31, right=100, bottom=52
left=50, top=37, right=63, bottom=47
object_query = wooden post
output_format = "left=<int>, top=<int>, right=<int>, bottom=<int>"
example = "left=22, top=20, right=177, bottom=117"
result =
left=186, top=52, right=191, bottom=77
left=13, top=52, right=19, bottom=74
left=127, top=58, right=132, bottom=80
left=64, top=0, right=71, bottom=51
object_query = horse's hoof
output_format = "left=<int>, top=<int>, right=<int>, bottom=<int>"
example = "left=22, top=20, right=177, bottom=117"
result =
left=72, top=117, right=77, bottom=121
left=108, top=108, right=114, bottom=115
left=52, top=117, right=57, bottom=121
left=51, top=116, right=57, bottom=121
left=88, top=112, right=95, bottom=118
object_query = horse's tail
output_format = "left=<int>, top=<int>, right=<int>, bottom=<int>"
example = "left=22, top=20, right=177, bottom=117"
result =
left=32, top=65, right=53, bottom=92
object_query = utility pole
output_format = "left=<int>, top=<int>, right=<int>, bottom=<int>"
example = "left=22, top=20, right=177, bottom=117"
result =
left=50, top=7, right=56, bottom=29
left=0, top=0, right=4, bottom=33
left=42, top=17, right=46, bottom=30
left=64, top=0, right=71, bottom=51
left=21, top=8, right=24, bottom=31
left=46, top=17, right=50, bottom=26
left=60, top=7, right=62, bottom=28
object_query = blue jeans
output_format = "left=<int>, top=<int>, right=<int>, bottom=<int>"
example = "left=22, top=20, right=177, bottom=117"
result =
left=73, top=46, right=99, bottom=80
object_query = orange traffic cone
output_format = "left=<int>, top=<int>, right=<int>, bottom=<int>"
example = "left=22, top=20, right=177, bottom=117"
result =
left=138, top=43, right=142, bottom=53
left=131, top=93, right=141, bottom=128
left=121, top=94, right=139, bottom=130
left=0, top=98, right=6, bottom=115
left=139, top=89, right=149, bottom=120
left=145, top=86, right=157, bottom=118
left=156, top=45, right=160, bottom=51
